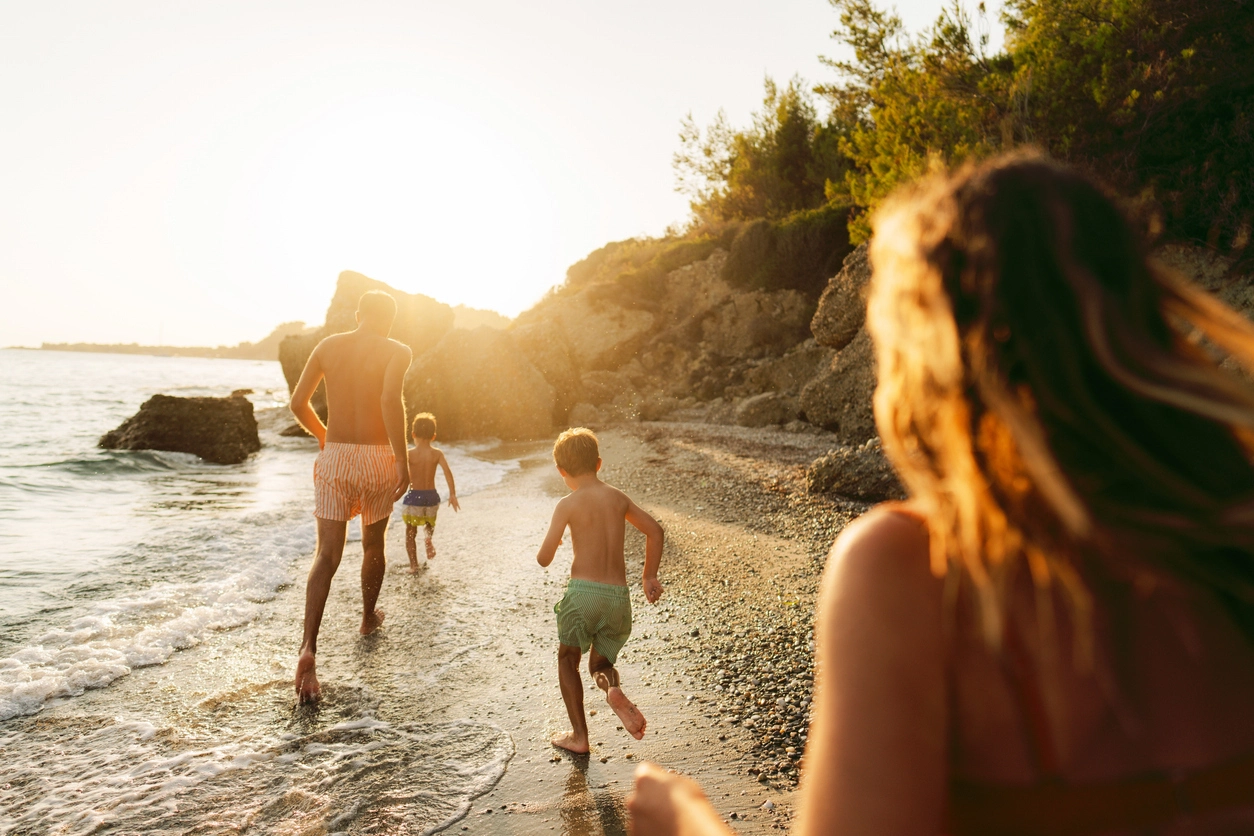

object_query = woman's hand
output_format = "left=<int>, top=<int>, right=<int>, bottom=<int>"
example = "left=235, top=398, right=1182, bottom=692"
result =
left=627, top=763, right=733, bottom=836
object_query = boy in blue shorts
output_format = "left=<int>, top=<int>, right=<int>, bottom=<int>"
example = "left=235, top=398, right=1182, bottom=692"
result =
left=537, top=427, right=664, bottom=752
left=402, top=413, right=459, bottom=571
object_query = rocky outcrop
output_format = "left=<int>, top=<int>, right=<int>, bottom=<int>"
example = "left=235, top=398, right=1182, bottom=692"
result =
left=278, top=270, right=457, bottom=398
left=801, top=244, right=877, bottom=443
left=404, top=328, right=554, bottom=441
left=99, top=394, right=261, bottom=464
left=809, top=244, right=870, bottom=351
left=806, top=438, right=904, bottom=501
left=800, top=328, right=877, bottom=443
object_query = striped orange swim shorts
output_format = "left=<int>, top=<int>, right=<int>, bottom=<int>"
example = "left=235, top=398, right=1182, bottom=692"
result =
left=313, top=443, right=397, bottom=525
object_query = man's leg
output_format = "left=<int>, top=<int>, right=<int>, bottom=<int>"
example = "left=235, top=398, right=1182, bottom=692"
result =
left=296, top=517, right=348, bottom=703
left=590, top=645, right=647, bottom=740
left=552, top=644, right=590, bottom=753
left=360, top=516, right=388, bottom=635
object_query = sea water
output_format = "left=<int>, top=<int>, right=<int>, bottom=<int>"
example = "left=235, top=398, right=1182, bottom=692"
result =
left=0, top=349, right=520, bottom=834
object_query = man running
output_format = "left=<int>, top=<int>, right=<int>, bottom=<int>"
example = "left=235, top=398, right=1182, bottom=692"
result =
left=289, top=290, right=412, bottom=703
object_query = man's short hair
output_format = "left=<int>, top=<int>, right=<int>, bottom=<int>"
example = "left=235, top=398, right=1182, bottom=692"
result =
left=358, top=290, right=397, bottom=324
left=553, top=427, right=599, bottom=475
left=411, top=412, right=436, bottom=440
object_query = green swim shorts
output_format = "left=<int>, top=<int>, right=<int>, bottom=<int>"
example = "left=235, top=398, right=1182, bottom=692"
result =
left=554, top=578, right=633, bottom=664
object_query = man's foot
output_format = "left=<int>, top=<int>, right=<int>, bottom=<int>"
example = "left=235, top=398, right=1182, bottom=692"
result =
left=360, top=609, right=385, bottom=635
left=425, top=539, right=436, bottom=560
left=607, top=687, right=647, bottom=739
left=295, top=652, right=320, bottom=704
left=551, top=731, right=590, bottom=754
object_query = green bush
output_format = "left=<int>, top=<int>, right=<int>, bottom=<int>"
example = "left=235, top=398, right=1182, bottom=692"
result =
left=722, top=202, right=854, bottom=296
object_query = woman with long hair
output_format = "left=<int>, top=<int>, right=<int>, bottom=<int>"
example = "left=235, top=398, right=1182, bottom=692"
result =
left=628, top=152, right=1254, bottom=834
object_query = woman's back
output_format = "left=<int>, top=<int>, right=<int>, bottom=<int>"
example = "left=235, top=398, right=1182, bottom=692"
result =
left=945, top=539, right=1254, bottom=833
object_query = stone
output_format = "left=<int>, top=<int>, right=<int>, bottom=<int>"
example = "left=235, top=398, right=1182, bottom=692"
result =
left=806, top=438, right=905, bottom=502
left=99, top=394, right=261, bottom=465
left=799, top=328, right=877, bottom=444
left=404, top=327, right=554, bottom=441
left=567, top=402, right=602, bottom=427
left=698, top=289, right=813, bottom=359
left=581, top=370, right=635, bottom=406
left=515, top=287, right=656, bottom=371
left=511, top=319, right=584, bottom=421
left=735, top=340, right=836, bottom=397
left=735, top=392, right=798, bottom=428
left=810, top=243, right=871, bottom=351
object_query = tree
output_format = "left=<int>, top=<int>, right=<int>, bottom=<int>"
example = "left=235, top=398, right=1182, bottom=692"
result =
left=674, top=77, right=850, bottom=223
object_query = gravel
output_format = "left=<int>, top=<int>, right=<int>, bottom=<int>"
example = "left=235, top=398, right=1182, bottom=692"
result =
left=604, top=421, right=870, bottom=789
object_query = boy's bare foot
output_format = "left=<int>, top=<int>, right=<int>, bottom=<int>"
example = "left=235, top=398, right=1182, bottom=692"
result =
left=295, top=651, right=320, bottom=704
left=425, top=539, right=436, bottom=560
left=360, top=609, right=385, bottom=635
left=607, top=687, right=647, bottom=739
left=407, top=557, right=420, bottom=574
left=551, top=731, right=590, bottom=754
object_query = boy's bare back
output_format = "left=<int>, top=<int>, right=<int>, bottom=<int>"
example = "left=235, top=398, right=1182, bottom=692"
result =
left=538, top=474, right=663, bottom=601
left=406, top=444, right=446, bottom=491
left=558, top=481, right=633, bottom=586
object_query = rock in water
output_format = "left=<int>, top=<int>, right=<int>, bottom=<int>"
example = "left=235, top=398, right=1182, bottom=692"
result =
left=99, top=394, right=261, bottom=464
left=404, top=328, right=555, bottom=441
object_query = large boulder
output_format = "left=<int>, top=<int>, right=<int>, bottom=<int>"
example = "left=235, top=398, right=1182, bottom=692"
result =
left=516, top=288, right=656, bottom=371
left=810, top=243, right=871, bottom=351
left=404, top=328, right=555, bottom=441
left=511, top=319, right=584, bottom=421
left=735, top=392, right=798, bottom=427
left=800, top=328, right=877, bottom=444
left=806, top=438, right=905, bottom=502
left=99, top=394, right=261, bottom=465
left=733, top=339, right=836, bottom=398
left=323, top=270, right=454, bottom=357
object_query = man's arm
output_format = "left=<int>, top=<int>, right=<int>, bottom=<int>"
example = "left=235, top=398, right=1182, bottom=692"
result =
left=290, top=343, right=327, bottom=448
left=381, top=342, right=413, bottom=501
left=536, top=501, right=570, bottom=567
left=438, top=451, right=460, bottom=511
left=625, top=499, right=664, bottom=603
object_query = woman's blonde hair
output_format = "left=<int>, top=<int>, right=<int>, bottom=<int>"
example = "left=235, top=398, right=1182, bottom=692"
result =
left=868, top=150, right=1254, bottom=646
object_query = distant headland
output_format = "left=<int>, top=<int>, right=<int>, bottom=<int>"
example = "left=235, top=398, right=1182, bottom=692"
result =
left=27, top=304, right=510, bottom=362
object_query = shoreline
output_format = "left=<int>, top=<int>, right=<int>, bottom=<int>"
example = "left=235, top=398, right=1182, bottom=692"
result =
left=0, top=417, right=864, bottom=834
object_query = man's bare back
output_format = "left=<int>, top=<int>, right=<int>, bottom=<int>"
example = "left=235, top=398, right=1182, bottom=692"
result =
left=293, top=330, right=411, bottom=450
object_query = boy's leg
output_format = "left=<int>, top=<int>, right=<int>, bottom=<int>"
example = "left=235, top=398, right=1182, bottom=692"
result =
left=589, top=645, right=647, bottom=740
left=405, top=523, right=419, bottom=572
left=424, top=522, right=436, bottom=560
left=553, top=644, right=590, bottom=753
left=359, top=516, right=388, bottom=636
left=296, top=517, right=348, bottom=703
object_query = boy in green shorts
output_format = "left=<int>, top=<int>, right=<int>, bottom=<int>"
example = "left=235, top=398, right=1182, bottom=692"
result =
left=537, top=427, right=664, bottom=752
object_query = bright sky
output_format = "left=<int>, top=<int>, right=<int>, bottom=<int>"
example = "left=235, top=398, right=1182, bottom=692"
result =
left=0, top=0, right=1003, bottom=347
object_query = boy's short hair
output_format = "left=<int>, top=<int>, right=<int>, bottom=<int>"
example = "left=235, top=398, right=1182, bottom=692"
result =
left=358, top=290, right=397, bottom=324
left=554, top=427, right=599, bottom=475
left=411, top=412, right=436, bottom=440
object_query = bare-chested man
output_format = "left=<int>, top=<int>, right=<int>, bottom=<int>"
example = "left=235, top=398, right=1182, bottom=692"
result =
left=289, top=290, right=412, bottom=703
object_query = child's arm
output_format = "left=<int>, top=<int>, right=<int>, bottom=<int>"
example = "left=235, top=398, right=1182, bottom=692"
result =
left=438, top=451, right=460, bottom=511
left=536, top=501, right=570, bottom=568
left=625, top=500, right=664, bottom=603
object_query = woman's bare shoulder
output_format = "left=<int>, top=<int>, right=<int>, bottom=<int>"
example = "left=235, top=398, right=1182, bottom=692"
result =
left=823, top=501, right=939, bottom=621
